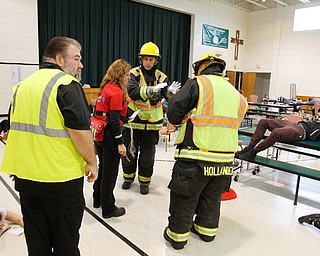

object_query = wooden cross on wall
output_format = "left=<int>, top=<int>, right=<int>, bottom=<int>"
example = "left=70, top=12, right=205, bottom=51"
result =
left=231, top=30, right=244, bottom=60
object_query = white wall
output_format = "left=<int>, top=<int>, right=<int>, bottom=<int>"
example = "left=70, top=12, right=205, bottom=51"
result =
left=1, top=0, right=320, bottom=114
left=134, top=0, right=249, bottom=72
left=138, top=0, right=320, bottom=98
left=246, top=2, right=320, bottom=98
left=0, top=0, right=38, bottom=114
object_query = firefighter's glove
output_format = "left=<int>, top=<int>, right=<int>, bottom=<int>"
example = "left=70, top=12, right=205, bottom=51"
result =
left=154, top=82, right=167, bottom=93
left=168, top=81, right=181, bottom=95
left=146, top=82, right=167, bottom=99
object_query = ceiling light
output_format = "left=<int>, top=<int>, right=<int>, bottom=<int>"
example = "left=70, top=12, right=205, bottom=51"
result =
left=245, top=0, right=269, bottom=9
left=273, top=0, right=288, bottom=6
left=299, top=0, right=311, bottom=3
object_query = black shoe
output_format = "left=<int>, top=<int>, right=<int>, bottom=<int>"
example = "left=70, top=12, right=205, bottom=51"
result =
left=190, top=225, right=215, bottom=242
left=93, top=201, right=101, bottom=208
left=140, top=185, right=149, bottom=195
left=238, top=148, right=257, bottom=161
left=122, top=181, right=132, bottom=190
left=235, top=146, right=252, bottom=158
left=102, top=207, right=126, bottom=218
left=298, top=214, right=320, bottom=224
left=163, top=227, right=187, bottom=250
left=93, top=197, right=101, bottom=208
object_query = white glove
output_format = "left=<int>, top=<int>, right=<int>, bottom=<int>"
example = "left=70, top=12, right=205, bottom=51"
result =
left=168, top=81, right=181, bottom=94
left=128, top=110, right=140, bottom=122
left=153, top=82, right=167, bottom=93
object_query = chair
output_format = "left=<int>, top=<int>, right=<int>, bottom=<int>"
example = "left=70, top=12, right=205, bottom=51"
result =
left=313, top=102, right=320, bottom=120
left=159, top=122, right=176, bottom=152
left=249, top=94, right=258, bottom=103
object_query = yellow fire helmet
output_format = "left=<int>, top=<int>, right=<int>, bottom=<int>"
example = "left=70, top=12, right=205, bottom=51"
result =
left=139, top=42, right=161, bottom=58
left=192, top=52, right=226, bottom=76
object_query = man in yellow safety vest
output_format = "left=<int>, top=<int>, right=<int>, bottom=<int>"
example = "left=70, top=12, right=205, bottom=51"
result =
left=1, top=36, right=97, bottom=255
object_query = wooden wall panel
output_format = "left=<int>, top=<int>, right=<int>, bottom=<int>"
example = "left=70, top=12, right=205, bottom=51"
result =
left=83, top=88, right=99, bottom=105
left=242, top=72, right=256, bottom=99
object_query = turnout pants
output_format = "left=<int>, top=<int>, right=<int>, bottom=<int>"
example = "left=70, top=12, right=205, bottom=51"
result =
left=20, top=192, right=85, bottom=256
left=167, top=159, right=232, bottom=242
left=121, top=128, right=159, bottom=185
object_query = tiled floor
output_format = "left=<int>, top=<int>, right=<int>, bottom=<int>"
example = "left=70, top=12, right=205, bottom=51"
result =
left=0, top=134, right=320, bottom=256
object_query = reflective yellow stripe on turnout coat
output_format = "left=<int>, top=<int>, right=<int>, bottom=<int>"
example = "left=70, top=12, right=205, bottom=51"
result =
left=175, top=75, right=248, bottom=162
left=125, top=67, right=166, bottom=130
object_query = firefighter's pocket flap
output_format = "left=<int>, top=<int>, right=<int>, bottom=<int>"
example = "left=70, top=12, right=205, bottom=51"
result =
left=168, top=170, right=197, bottom=197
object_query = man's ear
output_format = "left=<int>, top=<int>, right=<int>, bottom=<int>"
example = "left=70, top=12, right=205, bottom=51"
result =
left=55, top=54, right=64, bottom=67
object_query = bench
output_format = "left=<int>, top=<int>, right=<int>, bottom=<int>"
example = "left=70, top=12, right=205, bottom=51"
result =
left=272, top=143, right=320, bottom=159
left=246, top=110, right=282, bottom=118
left=236, top=155, right=320, bottom=205
left=242, top=117, right=256, bottom=128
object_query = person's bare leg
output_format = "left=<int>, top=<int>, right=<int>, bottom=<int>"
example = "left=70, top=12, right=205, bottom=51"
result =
left=6, top=210, right=24, bottom=227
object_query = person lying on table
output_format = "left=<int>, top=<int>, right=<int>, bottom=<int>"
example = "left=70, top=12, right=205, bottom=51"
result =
left=236, top=118, right=320, bottom=160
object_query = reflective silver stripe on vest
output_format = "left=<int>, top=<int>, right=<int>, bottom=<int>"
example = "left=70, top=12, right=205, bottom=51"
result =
left=10, top=122, right=70, bottom=138
left=11, top=82, right=21, bottom=115
left=11, top=72, right=70, bottom=138
left=192, top=116, right=239, bottom=129
left=176, top=149, right=235, bottom=162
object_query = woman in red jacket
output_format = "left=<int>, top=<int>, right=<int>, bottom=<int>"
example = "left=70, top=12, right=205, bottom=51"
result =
left=93, top=59, right=131, bottom=218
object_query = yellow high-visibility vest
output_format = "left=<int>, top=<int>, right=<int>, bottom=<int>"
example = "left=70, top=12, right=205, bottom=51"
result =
left=125, top=67, right=166, bottom=130
left=1, top=69, right=86, bottom=182
left=175, top=75, right=248, bottom=162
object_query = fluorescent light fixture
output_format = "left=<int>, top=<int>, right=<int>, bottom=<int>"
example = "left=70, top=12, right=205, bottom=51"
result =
left=245, top=0, right=269, bottom=9
left=299, top=0, right=311, bottom=3
left=273, top=0, right=288, bottom=6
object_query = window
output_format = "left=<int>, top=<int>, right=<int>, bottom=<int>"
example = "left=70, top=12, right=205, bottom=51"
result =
left=293, top=6, right=320, bottom=31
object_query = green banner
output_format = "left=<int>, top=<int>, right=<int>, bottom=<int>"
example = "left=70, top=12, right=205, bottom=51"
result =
left=202, top=24, right=229, bottom=49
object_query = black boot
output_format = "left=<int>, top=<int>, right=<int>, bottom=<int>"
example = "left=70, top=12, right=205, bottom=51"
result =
left=238, top=148, right=257, bottom=160
left=140, top=185, right=149, bottom=195
left=298, top=214, right=320, bottom=224
left=163, top=227, right=187, bottom=250
left=102, top=207, right=126, bottom=218
left=190, top=225, right=215, bottom=242
left=235, top=146, right=252, bottom=158
left=122, top=181, right=132, bottom=190
left=93, top=199, right=101, bottom=208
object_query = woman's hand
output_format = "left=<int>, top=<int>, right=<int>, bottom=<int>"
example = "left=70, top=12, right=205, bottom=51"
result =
left=118, top=144, right=126, bottom=156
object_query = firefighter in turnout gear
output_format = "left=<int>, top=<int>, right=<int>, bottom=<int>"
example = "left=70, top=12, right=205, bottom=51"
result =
left=163, top=53, right=248, bottom=250
left=121, top=42, right=179, bottom=195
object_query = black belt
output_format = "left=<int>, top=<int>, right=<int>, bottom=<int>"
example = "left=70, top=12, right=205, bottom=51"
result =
left=95, top=112, right=129, bottom=123
left=95, top=112, right=109, bottom=116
